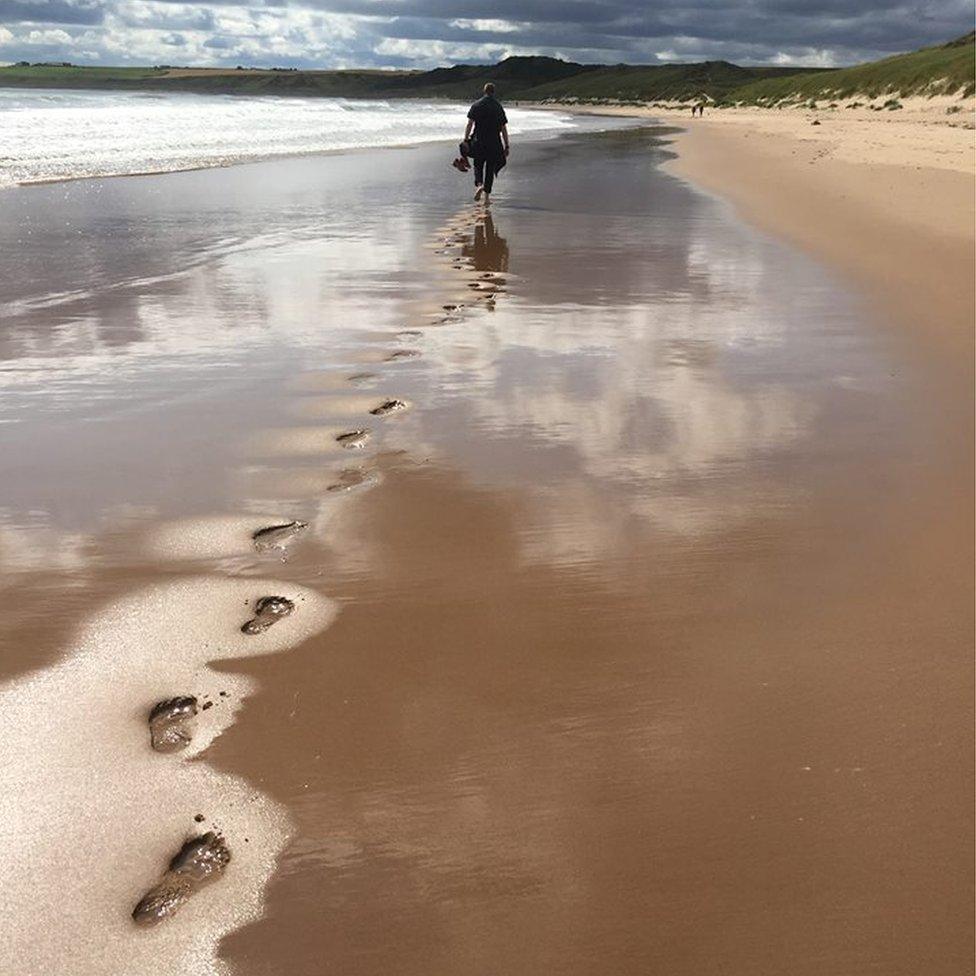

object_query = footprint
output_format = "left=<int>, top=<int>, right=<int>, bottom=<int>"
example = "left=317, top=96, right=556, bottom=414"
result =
left=346, top=372, right=377, bottom=384
left=252, top=520, right=308, bottom=553
left=132, top=833, right=231, bottom=926
left=370, top=399, right=407, bottom=417
left=383, top=350, right=420, bottom=363
left=336, top=429, right=371, bottom=449
left=148, top=697, right=198, bottom=753
left=326, top=468, right=376, bottom=493
left=241, top=596, right=295, bottom=635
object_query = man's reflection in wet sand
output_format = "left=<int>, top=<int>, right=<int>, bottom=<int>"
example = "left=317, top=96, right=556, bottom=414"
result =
left=463, top=212, right=509, bottom=274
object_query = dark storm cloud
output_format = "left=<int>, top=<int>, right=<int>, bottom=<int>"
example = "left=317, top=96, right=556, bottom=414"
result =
left=0, top=0, right=103, bottom=25
left=0, top=0, right=971, bottom=68
left=337, top=0, right=971, bottom=65
left=305, top=0, right=971, bottom=56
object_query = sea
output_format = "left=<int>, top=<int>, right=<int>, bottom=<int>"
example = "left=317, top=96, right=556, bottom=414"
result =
left=0, top=87, right=575, bottom=188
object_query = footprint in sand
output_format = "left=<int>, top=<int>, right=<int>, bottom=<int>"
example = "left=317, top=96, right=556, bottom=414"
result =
left=326, top=468, right=377, bottom=493
left=346, top=372, right=378, bottom=384
left=383, top=350, right=420, bottom=363
left=241, top=596, right=295, bottom=635
left=370, top=399, right=408, bottom=417
left=336, top=429, right=371, bottom=449
left=252, top=520, right=308, bottom=554
left=132, top=832, right=231, bottom=926
left=148, top=697, right=199, bottom=753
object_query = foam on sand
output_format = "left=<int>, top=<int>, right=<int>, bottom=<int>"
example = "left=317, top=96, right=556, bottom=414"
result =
left=0, top=574, right=336, bottom=976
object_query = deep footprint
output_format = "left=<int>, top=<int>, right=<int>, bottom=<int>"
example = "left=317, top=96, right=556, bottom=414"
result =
left=336, top=429, right=371, bottom=449
left=370, top=399, right=407, bottom=417
left=241, top=595, right=295, bottom=635
left=148, top=697, right=198, bottom=753
left=132, top=833, right=231, bottom=926
left=384, top=350, right=420, bottom=362
left=252, top=520, right=308, bottom=553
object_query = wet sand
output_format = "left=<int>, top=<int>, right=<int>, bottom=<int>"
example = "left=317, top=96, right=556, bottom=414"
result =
left=0, top=122, right=972, bottom=975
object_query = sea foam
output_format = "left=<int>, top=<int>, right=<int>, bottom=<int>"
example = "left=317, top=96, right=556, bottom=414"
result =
left=0, top=89, right=574, bottom=188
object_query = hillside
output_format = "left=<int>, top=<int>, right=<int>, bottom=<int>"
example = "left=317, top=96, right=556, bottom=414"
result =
left=1, top=34, right=972, bottom=103
left=518, top=61, right=824, bottom=102
left=0, top=55, right=813, bottom=102
left=726, top=32, right=975, bottom=103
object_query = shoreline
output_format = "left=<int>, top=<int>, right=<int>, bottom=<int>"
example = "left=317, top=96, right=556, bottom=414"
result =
left=537, top=100, right=975, bottom=368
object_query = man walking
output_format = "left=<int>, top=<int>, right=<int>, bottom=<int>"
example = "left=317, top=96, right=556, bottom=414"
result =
left=464, top=83, right=510, bottom=204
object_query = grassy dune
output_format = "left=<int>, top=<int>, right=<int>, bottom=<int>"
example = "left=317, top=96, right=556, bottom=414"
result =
left=727, top=32, right=975, bottom=104
left=516, top=62, right=824, bottom=103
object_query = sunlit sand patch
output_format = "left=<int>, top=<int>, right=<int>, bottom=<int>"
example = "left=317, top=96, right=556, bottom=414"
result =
left=0, top=575, right=336, bottom=976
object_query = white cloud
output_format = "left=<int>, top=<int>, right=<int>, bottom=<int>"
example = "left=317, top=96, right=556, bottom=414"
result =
left=25, top=28, right=73, bottom=44
left=450, top=19, right=522, bottom=34
left=771, top=49, right=838, bottom=67
left=375, top=36, right=545, bottom=63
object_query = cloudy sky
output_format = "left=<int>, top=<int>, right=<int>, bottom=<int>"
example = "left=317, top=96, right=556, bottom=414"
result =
left=0, top=0, right=971, bottom=70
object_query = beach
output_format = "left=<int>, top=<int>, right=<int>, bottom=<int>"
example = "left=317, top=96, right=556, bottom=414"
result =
left=546, top=98, right=975, bottom=362
left=0, top=107, right=972, bottom=976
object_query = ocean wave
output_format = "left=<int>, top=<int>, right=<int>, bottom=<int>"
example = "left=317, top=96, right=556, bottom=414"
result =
left=0, top=89, right=575, bottom=188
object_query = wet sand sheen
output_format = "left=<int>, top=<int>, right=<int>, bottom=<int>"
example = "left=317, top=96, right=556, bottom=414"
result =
left=0, top=123, right=971, bottom=975
left=220, top=457, right=970, bottom=975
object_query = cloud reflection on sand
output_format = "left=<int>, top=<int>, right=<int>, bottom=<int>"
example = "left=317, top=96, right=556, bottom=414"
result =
left=368, top=207, right=830, bottom=566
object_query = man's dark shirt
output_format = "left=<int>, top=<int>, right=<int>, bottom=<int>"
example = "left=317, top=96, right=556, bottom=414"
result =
left=467, top=95, right=508, bottom=150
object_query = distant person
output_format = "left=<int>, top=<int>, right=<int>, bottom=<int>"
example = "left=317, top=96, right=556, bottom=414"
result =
left=464, top=83, right=510, bottom=204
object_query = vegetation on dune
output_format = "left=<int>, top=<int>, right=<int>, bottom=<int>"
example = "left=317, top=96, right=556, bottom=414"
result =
left=725, top=32, right=975, bottom=104
left=1, top=33, right=972, bottom=104
left=519, top=61, right=822, bottom=103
